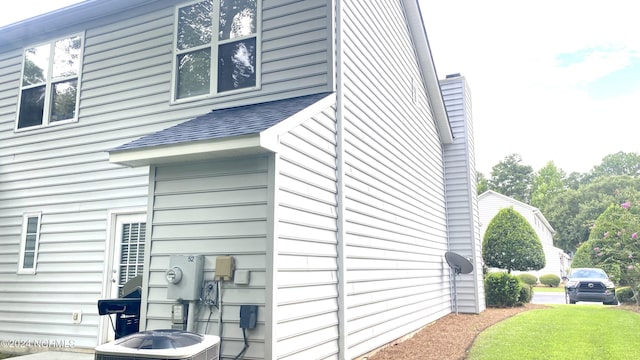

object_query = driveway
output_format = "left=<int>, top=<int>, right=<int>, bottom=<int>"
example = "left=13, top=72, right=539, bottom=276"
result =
left=532, top=290, right=606, bottom=305
left=532, top=291, right=566, bottom=304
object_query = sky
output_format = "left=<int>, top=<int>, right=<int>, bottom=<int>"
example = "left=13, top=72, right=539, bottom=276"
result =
left=420, top=0, right=640, bottom=175
left=2, top=0, right=639, bottom=175
left=0, top=0, right=84, bottom=27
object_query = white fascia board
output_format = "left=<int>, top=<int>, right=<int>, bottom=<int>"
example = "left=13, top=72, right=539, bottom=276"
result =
left=402, top=0, right=453, bottom=144
left=109, top=136, right=264, bottom=167
left=259, top=92, right=336, bottom=150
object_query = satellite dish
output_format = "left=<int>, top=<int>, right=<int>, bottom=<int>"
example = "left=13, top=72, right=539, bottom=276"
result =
left=444, top=252, right=474, bottom=314
left=445, top=252, right=474, bottom=275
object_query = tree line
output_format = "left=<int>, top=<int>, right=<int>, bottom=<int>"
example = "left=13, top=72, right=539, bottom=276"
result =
left=477, top=151, right=640, bottom=254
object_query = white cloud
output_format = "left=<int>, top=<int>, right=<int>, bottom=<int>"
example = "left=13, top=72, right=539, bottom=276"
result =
left=551, top=49, right=634, bottom=85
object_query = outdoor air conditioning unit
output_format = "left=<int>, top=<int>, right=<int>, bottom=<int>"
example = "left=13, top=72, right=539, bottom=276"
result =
left=94, top=330, right=220, bottom=360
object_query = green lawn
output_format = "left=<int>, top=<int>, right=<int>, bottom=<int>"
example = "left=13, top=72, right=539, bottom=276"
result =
left=467, top=305, right=640, bottom=360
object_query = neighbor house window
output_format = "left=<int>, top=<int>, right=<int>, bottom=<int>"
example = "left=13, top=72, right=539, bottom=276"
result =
left=173, top=0, right=260, bottom=100
left=18, top=213, right=42, bottom=274
left=17, top=34, right=83, bottom=130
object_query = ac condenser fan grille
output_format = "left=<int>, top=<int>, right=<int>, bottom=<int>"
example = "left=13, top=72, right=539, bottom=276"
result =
left=94, top=330, right=220, bottom=360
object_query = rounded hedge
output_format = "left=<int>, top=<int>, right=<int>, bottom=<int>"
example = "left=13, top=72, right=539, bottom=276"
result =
left=485, top=272, right=522, bottom=307
left=517, top=284, right=533, bottom=305
left=482, top=208, right=545, bottom=273
left=539, top=274, right=561, bottom=287
left=517, top=273, right=538, bottom=286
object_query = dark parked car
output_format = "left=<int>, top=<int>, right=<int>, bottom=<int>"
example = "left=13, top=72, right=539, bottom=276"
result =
left=565, top=268, right=618, bottom=305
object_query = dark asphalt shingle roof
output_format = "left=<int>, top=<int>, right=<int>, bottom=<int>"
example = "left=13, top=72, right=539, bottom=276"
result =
left=111, top=92, right=332, bottom=152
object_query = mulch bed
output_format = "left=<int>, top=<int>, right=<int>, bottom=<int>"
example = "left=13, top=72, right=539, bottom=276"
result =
left=362, top=304, right=547, bottom=360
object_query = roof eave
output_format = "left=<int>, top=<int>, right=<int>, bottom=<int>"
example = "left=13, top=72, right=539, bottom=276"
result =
left=402, top=0, right=453, bottom=144
left=108, top=92, right=336, bottom=167
left=0, top=0, right=157, bottom=48
left=109, top=135, right=270, bottom=167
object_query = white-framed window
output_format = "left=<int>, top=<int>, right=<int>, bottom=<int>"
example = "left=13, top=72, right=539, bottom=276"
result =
left=18, top=212, right=42, bottom=274
left=172, top=0, right=260, bottom=101
left=16, top=33, right=84, bottom=130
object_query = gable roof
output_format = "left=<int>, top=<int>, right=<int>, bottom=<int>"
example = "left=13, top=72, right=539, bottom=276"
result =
left=109, top=92, right=335, bottom=166
left=478, top=190, right=556, bottom=234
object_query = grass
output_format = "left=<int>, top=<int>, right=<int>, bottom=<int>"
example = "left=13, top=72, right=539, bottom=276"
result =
left=532, top=286, right=565, bottom=293
left=467, top=305, right=640, bottom=359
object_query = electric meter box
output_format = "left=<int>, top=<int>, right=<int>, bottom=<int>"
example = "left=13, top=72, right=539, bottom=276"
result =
left=166, top=255, right=204, bottom=301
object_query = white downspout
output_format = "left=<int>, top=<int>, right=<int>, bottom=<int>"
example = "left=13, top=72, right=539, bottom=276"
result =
left=187, top=300, right=196, bottom=332
left=335, top=0, right=348, bottom=358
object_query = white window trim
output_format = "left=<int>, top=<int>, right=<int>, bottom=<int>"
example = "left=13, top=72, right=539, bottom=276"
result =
left=170, top=0, right=262, bottom=104
left=15, top=32, right=85, bottom=132
left=17, top=212, right=42, bottom=275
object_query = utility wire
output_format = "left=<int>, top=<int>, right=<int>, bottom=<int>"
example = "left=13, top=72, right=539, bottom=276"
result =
left=233, top=328, right=249, bottom=360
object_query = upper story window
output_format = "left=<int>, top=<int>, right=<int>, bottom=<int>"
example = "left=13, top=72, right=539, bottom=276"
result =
left=17, top=34, right=84, bottom=130
left=18, top=213, right=42, bottom=274
left=173, top=0, right=260, bottom=101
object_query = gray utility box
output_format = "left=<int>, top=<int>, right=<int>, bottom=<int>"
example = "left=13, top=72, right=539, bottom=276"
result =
left=166, top=255, right=204, bottom=300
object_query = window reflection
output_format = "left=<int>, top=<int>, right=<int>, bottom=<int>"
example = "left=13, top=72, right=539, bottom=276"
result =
left=177, top=49, right=211, bottom=98
left=175, top=0, right=258, bottom=98
left=218, top=39, right=256, bottom=92
left=219, top=0, right=256, bottom=40
left=18, top=86, right=46, bottom=128
left=52, top=36, right=81, bottom=78
left=51, top=80, right=78, bottom=122
left=18, top=34, right=82, bottom=129
left=177, top=1, right=213, bottom=50
left=22, top=44, right=49, bottom=86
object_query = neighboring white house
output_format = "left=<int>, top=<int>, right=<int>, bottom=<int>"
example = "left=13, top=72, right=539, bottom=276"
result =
left=478, top=190, right=570, bottom=279
left=0, top=1, right=484, bottom=359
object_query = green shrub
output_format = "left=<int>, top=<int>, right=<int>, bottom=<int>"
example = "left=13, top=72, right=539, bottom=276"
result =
left=482, top=208, right=545, bottom=273
left=539, top=274, right=561, bottom=287
left=571, top=242, right=595, bottom=269
left=517, top=283, right=533, bottom=305
left=616, top=286, right=636, bottom=304
left=517, top=273, right=538, bottom=286
left=485, top=272, right=522, bottom=307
